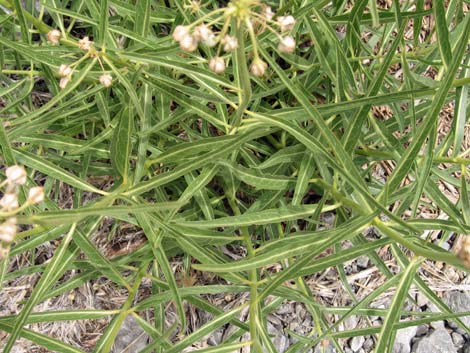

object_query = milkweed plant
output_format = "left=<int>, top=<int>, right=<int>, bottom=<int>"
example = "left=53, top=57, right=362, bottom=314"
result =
left=1, top=0, right=470, bottom=352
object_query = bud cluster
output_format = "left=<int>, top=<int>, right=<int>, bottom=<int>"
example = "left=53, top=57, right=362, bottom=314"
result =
left=0, top=165, right=46, bottom=259
left=172, top=1, right=297, bottom=76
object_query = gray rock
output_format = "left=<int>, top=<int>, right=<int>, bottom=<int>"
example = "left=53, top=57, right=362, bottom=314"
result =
left=412, top=328, right=457, bottom=353
left=350, top=336, right=365, bottom=352
left=451, top=332, right=465, bottom=346
left=430, top=320, right=445, bottom=329
left=356, top=256, right=369, bottom=269
left=363, top=337, right=374, bottom=351
left=444, top=291, right=470, bottom=327
left=416, top=325, right=429, bottom=336
left=267, top=322, right=289, bottom=353
left=393, top=325, right=417, bottom=353
left=112, top=315, right=149, bottom=353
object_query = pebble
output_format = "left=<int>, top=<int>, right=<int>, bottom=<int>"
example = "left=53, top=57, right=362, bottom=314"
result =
left=416, top=324, right=429, bottom=336
left=112, top=315, right=149, bottom=353
left=393, top=325, right=417, bottom=353
left=412, top=328, right=457, bottom=353
left=356, top=256, right=369, bottom=269
left=350, top=336, right=365, bottom=352
left=451, top=332, right=465, bottom=346
left=363, top=337, right=374, bottom=351
left=444, top=291, right=470, bottom=327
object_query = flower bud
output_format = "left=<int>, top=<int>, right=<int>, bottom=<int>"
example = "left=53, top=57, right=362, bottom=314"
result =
left=47, top=29, right=61, bottom=44
left=208, top=57, right=225, bottom=74
left=0, top=218, right=16, bottom=243
left=59, top=77, right=70, bottom=90
left=221, top=35, right=238, bottom=52
left=5, top=165, right=26, bottom=185
left=0, top=193, right=18, bottom=211
left=193, top=24, right=213, bottom=41
left=173, top=25, right=190, bottom=42
left=250, top=59, right=268, bottom=77
left=78, top=36, right=93, bottom=51
left=278, top=36, right=295, bottom=53
left=179, top=35, right=198, bottom=52
left=263, top=6, right=275, bottom=21
left=59, top=64, right=73, bottom=77
left=28, top=186, right=45, bottom=204
left=99, top=74, right=113, bottom=87
left=277, top=15, right=296, bottom=32
left=203, top=34, right=217, bottom=47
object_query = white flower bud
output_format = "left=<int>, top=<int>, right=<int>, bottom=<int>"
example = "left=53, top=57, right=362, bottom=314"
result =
left=208, top=57, right=225, bottom=74
left=0, top=218, right=16, bottom=243
left=277, top=15, right=296, bottom=32
left=179, top=35, right=198, bottom=52
left=99, top=74, right=113, bottom=87
left=250, top=59, right=268, bottom=77
left=59, top=77, right=70, bottom=90
left=193, top=24, right=213, bottom=41
left=173, top=25, right=190, bottom=42
left=278, top=36, right=296, bottom=53
left=263, top=6, right=275, bottom=21
left=47, top=29, right=61, bottom=44
left=203, top=34, right=217, bottom=47
left=59, top=64, right=72, bottom=77
left=5, top=165, right=26, bottom=185
left=28, top=186, right=45, bottom=204
left=221, top=35, right=238, bottom=52
left=78, top=36, right=93, bottom=51
left=0, top=193, right=18, bottom=211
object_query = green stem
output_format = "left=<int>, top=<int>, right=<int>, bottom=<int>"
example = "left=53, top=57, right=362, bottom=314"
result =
left=227, top=196, right=262, bottom=352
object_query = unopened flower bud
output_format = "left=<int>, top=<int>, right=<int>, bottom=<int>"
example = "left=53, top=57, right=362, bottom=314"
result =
left=179, top=35, right=198, bottom=52
left=78, top=36, right=93, bottom=51
left=0, top=193, right=18, bottom=211
left=28, top=187, right=45, bottom=204
left=5, top=165, right=26, bottom=185
left=173, top=25, right=190, bottom=42
left=193, top=24, right=213, bottom=41
left=59, top=77, right=70, bottom=90
left=250, top=59, right=268, bottom=77
left=208, top=57, right=225, bottom=74
left=99, top=74, right=113, bottom=87
left=47, top=29, right=61, bottom=44
left=203, top=34, right=217, bottom=47
left=278, top=36, right=296, bottom=53
left=59, top=64, right=72, bottom=77
left=277, top=15, right=296, bottom=31
left=263, top=6, right=275, bottom=20
left=222, top=35, right=238, bottom=52
left=0, top=218, right=16, bottom=243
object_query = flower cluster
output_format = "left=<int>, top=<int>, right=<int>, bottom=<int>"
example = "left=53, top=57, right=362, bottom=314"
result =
left=172, top=0, right=296, bottom=76
left=46, top=31, right=113, bottom=90
left=0, top=165, right=45, bottom=259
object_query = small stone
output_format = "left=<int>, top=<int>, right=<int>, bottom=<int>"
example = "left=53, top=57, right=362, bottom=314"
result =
left=451, top=332, right=465, bottom=346
left=112, top=315, right=149, bottom=353
left=430, top=320, right=445, bottom=329
left=363, top=338, right=374, bottom=351
left=277, top=303, right=291, bottom=315
left=444, top=292, right=470, bottom=327
left=417, top=293, right=429, bottom=308
left=356, top=256, right=369, bottom=269
left=267, top=322, right=289, bottom=353
left=393, top=325, right=417, bottom=353
left=416, top=324, right=429, bottom=336
left=412, top=328, right=457, bottom=353
left=350, top=336, right=365, bottom=352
